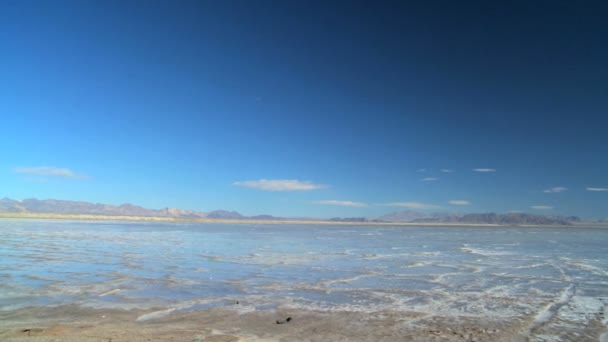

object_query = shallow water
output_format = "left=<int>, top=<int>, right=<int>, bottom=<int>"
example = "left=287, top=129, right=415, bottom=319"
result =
left=1, top=219, right=607, bottom=340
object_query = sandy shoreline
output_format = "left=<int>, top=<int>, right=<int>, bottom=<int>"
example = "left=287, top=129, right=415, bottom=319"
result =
left=2, top=213, right=603, bottom=228
left=0, top=305, right=539, bottom=342
left=0, top=212, right=501, bottom=226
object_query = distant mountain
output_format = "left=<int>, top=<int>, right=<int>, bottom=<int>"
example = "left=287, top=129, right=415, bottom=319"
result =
left=0, top=197, right=206, bottom=219
left=0, top=197, right=287, bottom=221
left=0, top=197, right=24, bottom=212
left=412, top=212, right=575, bottom=225
left=206, top=211, right=285, bottom=220
left=376, top=210, right=430, bottom=223
left=376, top=210, right=579, bottom=225
left=0, top=197, right=585, bottom=225
left=206, top=210, right=243, bottom=220
left=552, top=215, right=582, bottom=223
left=158, top=207, right=207, bottom=219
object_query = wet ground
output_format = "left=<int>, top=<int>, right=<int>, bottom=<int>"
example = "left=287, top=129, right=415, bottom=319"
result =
left=1, top=219, right=607, bottom=341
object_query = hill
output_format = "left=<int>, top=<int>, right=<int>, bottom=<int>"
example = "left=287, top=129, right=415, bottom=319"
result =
left=377, top=210, right=578, bottom=225
left=0, top=197, right=206, bottom=219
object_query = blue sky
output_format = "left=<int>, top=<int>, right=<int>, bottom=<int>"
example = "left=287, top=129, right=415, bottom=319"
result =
left=1, top=1, right=607, bottom=218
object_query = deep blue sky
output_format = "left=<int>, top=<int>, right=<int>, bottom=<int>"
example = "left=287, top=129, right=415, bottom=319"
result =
left=1, top=0, right=607, bottom=218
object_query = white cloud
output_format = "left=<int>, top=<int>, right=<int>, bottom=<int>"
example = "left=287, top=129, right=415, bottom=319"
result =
left=314, top=200, right=367, bottom=207
left=472, top=168, right=496, bottom=172
left=421, top=177, right=438, bottom=182
left=383, top=202, right=441, bottom=210
left=233, top=179, right=326, bottom=191
left=531, top=205, right=553, bottom=210
left=14, top=166, right=86, bottom=179
left=543, top=187, right=567, bottom=193
left=440, top=169, right=453, bottom=173
left=416, top=168, right=427, bottom=173
left=449, top=200, right=471, bottom=205
left=587, top=187, right=608, bottom=192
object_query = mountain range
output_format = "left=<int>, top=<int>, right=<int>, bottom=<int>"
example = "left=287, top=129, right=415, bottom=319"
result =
left=376, top=210, right=581, bottom=225
left=0, top=197, right=586, bottom=225
left=0, top=197, right=287, bottom=221
left=0, top=197, right=207, bottom=219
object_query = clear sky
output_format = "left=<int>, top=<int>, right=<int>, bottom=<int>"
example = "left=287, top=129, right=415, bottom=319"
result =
left=1, top=0, right=607, bottom=219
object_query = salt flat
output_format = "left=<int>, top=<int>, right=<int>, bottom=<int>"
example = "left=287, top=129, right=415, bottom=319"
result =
left=1, top=219, right=607, bottom=341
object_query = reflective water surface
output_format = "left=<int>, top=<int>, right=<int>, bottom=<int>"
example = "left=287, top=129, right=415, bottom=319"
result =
left=1, top=220, right=607, bottom=339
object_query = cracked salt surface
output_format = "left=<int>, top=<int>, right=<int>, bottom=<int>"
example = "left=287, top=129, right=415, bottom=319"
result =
left=1, top=219, right=607, bottom=340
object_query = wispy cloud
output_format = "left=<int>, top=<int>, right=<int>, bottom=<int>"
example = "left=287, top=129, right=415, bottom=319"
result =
left=449, top=200, right=471, bottom=205
left=587, top=187, right=608, bottom=192
left=382, top=202, right=441, bottom=210
left=14, top=166, right=87, bottom=179
left=314, top=200, right=367, bottom=207
left=440, top=169, right=453, bottom=173
left=416, top=168, right=427, bottom=173
left=543, top=187, right=567, bottom=193
left=420, top=177, right=438, bottom=182
left=531, top=205, right=553, bottom=210
left=472, top=168, right=496, bottom=172
left=233, top=179, right=326, bottom=191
